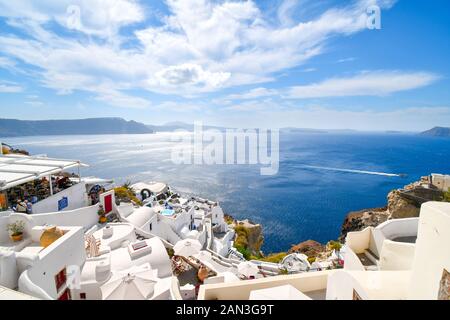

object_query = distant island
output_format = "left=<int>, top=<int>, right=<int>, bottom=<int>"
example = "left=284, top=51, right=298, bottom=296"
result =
left=147, top=122, right=230, bottom=133
left=420, top=126, right=450, bottom=137
left=0, top=117, right=153, bottom=137
left=2, top=118, right=448, bottom=138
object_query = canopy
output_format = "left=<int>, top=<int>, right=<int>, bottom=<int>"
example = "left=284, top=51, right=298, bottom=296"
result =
left=194, top=250, right=212, bottom=260
left=101, top=264, right=158, bottom=300
left=249, top=285, right=312, bottom=300
left=0, top=154, right=88, bottom=191
left=173, top=239, right=202, bottom=258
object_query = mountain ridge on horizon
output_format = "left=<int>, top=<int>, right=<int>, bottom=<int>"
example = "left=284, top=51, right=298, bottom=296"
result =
left=0, top=117, right=152, bottom=137
left=0, top=117, right=444, bottom=137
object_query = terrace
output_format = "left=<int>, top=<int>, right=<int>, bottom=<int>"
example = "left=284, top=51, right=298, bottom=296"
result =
left=0, top=154, right=89, bottom=214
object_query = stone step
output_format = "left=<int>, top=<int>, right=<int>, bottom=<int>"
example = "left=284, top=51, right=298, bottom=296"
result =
left=364, top=249, right=379, bottom=265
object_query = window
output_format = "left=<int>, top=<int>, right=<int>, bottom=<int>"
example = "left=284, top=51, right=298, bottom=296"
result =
left=79, top=293, right=86, bottom=300
left=149, top=223, right=152, bottom=231
left=55, top=267, right=67, bottom=292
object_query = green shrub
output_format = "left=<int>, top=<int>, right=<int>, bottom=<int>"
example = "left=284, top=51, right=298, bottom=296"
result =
left=307, top=256, right=316, bottom=264
left=444, top=189, right=450, bottom=202
left=235, top=245, right=252, bottom=260
left=279, top=268, right=289, bottom=275
left=166, top=248, right=174, bottom=258
left=224, top=215, right=234, bottom=225
left=233, top=225, right=250, bottom=249
left=114, top=186, right=142, bottom=206
left=256, top=252, right=287, bottom=263
left=327, top=240, right=342, bottom=251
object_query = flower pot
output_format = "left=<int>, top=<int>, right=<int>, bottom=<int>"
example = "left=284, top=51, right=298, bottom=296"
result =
left=11, top=233, right=23, bottom=242
left=99, top=216, right=107, bottom=224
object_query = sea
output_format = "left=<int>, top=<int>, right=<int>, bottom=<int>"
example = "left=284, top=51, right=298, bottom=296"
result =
left=4, top=132, right=450, bottom=253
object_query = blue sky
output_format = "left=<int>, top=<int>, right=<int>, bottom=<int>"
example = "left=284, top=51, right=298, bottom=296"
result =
left=0, top=0, right=449, bottom=131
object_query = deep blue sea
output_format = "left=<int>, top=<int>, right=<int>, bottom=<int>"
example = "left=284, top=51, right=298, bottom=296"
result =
left=4, top=132, right=450, bottom=253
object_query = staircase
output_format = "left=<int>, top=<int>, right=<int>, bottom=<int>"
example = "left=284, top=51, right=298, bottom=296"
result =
left=357, top=249, right=379, bottom=270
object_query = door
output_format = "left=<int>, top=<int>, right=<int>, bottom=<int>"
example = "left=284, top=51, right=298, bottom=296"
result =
left=104, top=194, right=112, bottom=213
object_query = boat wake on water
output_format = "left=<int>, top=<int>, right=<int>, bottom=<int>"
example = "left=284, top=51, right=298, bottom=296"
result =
left=301, top=165, right=406, bottom=177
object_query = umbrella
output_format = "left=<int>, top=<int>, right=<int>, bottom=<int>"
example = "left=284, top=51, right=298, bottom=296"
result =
left=101, top=264, right=158, bottom=300
left=249, top=285, right=312, bottom=300
left=237, top=261, right=259, bottom=278
left=173, top=239, right=202, bottom=258
left=195, top=250, right=212, bottom=260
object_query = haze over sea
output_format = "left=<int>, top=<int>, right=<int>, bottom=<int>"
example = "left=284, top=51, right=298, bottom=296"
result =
left=4, top=132, right=450, bottom=253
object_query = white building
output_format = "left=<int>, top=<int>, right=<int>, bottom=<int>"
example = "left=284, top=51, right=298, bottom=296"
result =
left=0, top=191, right=173, bottom=300
left=0, top=154, right=112, bottom=214
left=431, top=173, right=450, bottom=192
left=198, top=201, right=450, bottom=300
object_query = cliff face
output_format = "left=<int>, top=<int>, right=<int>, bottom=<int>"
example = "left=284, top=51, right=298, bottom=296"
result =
left=339, top=179, right=443, bottom=240
left=233, top=219, right=264, bottom=257
left=339, top=207, right=389, bottom=242
left=288, top=240, right=325, bottom=257
left=387, top=190, right=421, bottom=219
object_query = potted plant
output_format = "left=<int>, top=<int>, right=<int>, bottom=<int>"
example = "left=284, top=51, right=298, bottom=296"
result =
left=97, top=205, right=107, bottom=224
left=7, top=221, right=25, bottom=242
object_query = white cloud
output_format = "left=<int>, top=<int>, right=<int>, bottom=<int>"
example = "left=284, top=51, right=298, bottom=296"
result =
left=0, top=81, right=23, bottom=93
left=337, top=57, right=356, bottom=63
left=0, top=0, right=402, bottom=106
left=287, top=71, right=439, bottom=99
left=0, top=56, right=16, bottom=68
left=277, top=0, right=298, bottom=27
left=154, top=101, right=204, bottom=112
left=154, top=64, right=231, bottom=89
left=25, top=100, right=44, bottom=107
left=0, top=0, right=144, bottom=37
left=226, top=87, right=279, bottom=100
left=95, top=89, right=151, bottom=109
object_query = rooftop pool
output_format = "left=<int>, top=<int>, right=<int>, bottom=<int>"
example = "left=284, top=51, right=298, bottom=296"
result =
left=161, top=208, right=175, bottom=216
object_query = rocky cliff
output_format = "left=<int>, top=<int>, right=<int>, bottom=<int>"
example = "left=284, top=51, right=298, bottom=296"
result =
left=230, top=175, right=448, bottom=262
left=232, top=219, right=264, bottom=258
left=339, top=178, right=446, bottom=241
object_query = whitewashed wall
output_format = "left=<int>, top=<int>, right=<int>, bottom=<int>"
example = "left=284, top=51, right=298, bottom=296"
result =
left=32, top=183, right=88, bottom=214
left=409, top=202, right=450, bottom=299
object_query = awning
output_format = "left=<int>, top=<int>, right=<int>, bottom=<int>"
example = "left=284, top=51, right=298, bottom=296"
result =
left=0, top=154, right=88, bottom=191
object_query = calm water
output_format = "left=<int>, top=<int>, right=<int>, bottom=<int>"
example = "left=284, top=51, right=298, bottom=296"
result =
left=4, top=132, right=450, bottom=253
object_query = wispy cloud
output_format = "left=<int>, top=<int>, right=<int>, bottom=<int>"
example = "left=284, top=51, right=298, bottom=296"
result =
left=0, top=0, right=397, bottom=107
left=226, top=87, right=279, bottom=100
left=0, top=80, right=23, bottom=93
left=287, top=71, right=439, bottom=99
left=337, top=57, right=356, bottom=63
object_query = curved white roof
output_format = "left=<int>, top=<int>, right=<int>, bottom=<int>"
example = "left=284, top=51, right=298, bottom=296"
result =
left=125, top=206, right=155, bottom=228
left=131, top=182, right=167, bottom=194
left=0, top=154, right=88, bottom=191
